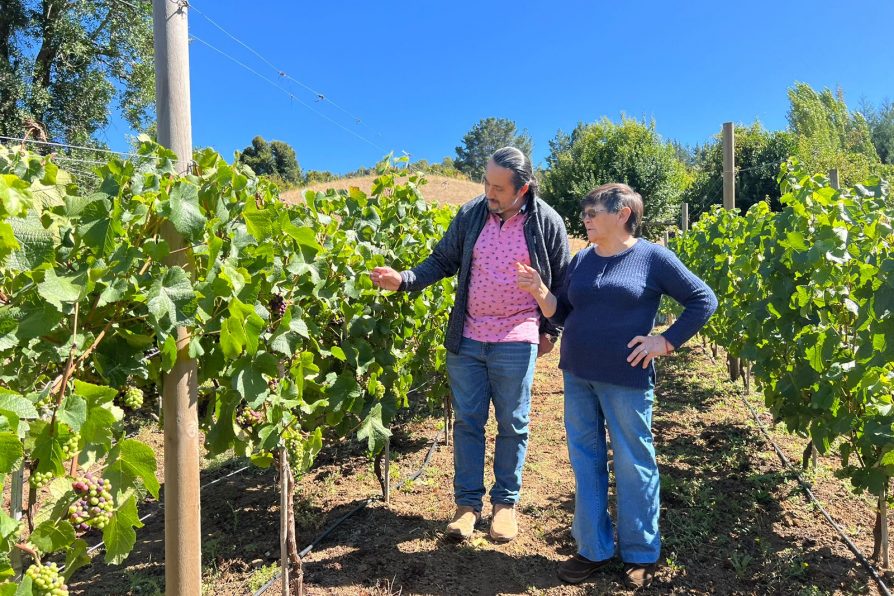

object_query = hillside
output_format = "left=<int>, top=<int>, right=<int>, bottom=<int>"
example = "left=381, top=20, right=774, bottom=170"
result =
left=280, top=174, right=483, bottom=206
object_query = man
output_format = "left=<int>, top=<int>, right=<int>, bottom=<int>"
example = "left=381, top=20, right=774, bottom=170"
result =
left=370, top=146, right=570, bottom=542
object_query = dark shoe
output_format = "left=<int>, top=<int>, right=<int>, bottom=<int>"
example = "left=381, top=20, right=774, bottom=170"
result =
left=623, top=562, right=657, bottom=589
left=557, top=553, right=613, bottom=584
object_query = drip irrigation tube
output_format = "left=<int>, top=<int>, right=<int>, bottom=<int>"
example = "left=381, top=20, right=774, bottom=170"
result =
left=253, top=429, right=446, bottom=595
left=740, top=395, right=892, bottom=596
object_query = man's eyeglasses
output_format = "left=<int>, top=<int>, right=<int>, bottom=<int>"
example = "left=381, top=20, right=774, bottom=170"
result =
left=580, top=208, right=610, bottom=219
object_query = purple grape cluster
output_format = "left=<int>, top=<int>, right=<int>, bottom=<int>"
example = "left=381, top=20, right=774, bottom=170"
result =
left=25, top=562, right=69, bottom=595
left=269, top=294, right=287, bottom=317
left=68, top=473, right=114, bottom=532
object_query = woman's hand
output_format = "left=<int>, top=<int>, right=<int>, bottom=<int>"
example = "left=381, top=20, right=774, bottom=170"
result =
left=626, top=335, right=675, bottom=368
left=370, top=266, right=402, bottom=291
left=515, top=262, right=545, bottom=296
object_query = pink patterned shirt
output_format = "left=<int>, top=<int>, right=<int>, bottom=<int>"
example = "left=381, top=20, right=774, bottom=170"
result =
left=463, top=210, right=540, bottom=344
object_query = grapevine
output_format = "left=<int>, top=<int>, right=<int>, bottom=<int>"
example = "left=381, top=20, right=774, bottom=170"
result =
left=0, top=142, right=454, bottom=590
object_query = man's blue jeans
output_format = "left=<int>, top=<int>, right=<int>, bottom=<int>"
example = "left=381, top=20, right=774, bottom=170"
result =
left=446, top=337, right=537, bottom=510
left=563, top=371, right=661, bottom=564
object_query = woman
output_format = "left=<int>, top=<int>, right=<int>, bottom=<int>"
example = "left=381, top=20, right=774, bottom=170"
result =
left=516, top=183, right=717, bottom=589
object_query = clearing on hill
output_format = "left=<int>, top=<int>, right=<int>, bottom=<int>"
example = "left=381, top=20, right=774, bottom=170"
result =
left=281, top=174, right=483, bottom=206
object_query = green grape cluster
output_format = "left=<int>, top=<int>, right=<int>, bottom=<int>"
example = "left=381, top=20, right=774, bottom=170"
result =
left=25, top=562, right=68, bottom=595
left=283, top=435, right=302, bottom=461
left=68, top=473, right=114, bottom=532
left=237, top=407, right=264, bottom=428
left=29, top=470, right=54, bottom=489
left=122, top=386, right=144, bottom=409
left=61, top=432, right=80, bottom=459
left=35, top=392, right=55, bottom=420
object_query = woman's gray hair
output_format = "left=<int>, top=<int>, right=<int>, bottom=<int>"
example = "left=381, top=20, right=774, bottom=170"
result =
left=582, top=183, right=644, bottom=235
left=491, top=146, right=538, bottom=203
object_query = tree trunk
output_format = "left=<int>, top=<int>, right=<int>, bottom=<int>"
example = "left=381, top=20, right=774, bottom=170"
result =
left=26, top=0, right=64, bottom=136
left=801, top=441, right=818, bottom=470
left=34, top=1, right=63, bottom=87
left=727, top=355, right=740, bottom=382
left=373, top=442, right=385, bottom=499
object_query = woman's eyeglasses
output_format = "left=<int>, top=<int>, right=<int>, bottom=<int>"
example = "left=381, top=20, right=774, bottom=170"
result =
left=580, top=208, right=610, bottom=219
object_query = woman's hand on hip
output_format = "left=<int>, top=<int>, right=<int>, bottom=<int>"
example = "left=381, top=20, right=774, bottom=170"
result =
left=626, top=335, right=674, bottom=368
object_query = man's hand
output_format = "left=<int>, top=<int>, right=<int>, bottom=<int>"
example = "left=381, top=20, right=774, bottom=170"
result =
left=516, top=262, right=544, bottom=297
left=370, top=266, right=402, bottom=291
left=537, top=333, right=555, bottom=358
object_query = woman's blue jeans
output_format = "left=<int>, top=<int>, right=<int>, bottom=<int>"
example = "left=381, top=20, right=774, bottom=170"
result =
left=563, top=371, right=661, bottom=564
left=446, top=337, right=537, bottom=510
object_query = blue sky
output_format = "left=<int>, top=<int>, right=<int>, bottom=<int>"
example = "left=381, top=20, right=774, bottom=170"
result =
left=104, top=0, right=894, bottom=174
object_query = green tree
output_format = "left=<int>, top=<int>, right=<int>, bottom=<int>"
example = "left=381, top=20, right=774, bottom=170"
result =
left=540, top=117, right=689, bottom=237
left=0, top=0, right=154, bottom=145
left=786, top=82, right=880, bottom=184
left=684, top=122, right=797, bottom=218
left=237, top=136, right=302, bottom=185
left=863, top=99, right=894, bottom=165
left=454, top=117, right=533, bottom=179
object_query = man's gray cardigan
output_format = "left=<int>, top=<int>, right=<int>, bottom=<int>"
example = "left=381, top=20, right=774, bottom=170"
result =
left=399, top=194, right=570, bottom=354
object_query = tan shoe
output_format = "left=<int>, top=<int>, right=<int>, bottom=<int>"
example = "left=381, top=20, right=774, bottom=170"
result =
left=445, top=506, right=479, bottom=540
left=623, top=563, right=657, bottom=589
left=489, top=503, right=518, bottom=542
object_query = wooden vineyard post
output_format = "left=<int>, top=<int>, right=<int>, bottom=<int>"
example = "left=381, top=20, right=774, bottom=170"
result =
left=682, top=202, right=689, bottom=233
left=873, top=479, right=890, bottom=568
left=280, top=447, right=290, bottom=596
left=152, top=1, right=202, bottom=592
left=384, top=437, right=391, bottom=505
left=883, top=480, right=890, bottom=569
left=722, top=123, right=735, bottom=211
left=9, top=468, right=23, bottom=574
left=722, top=122, right=740, bottom=382
left=829, top=168, right=840, bottom=190
left=374, top=437, right=392, bottom=504
left=444, top=394, right=452, bottom=447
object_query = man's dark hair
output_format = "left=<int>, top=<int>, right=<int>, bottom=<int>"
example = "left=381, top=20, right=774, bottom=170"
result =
left=491, top=146, right=538, bottom=203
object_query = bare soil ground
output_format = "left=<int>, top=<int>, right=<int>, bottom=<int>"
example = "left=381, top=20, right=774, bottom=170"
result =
left=68, top=341, right=891, bottom=595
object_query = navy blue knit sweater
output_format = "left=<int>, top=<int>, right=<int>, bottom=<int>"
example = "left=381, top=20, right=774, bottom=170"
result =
left=551, top=240, right=717, bottom=389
